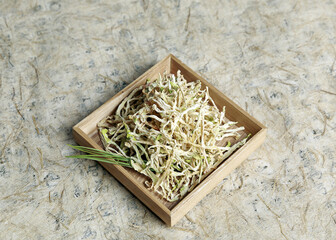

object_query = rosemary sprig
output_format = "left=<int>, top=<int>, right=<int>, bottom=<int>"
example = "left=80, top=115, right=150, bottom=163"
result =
left=66, top=144, right=133, bottom=168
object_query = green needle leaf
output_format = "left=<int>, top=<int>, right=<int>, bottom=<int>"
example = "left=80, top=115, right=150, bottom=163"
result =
left=66, top=145, right=133, bottom=168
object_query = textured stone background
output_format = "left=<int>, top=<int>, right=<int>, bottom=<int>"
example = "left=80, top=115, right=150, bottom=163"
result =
left=0, top=0, right=335, bottom=239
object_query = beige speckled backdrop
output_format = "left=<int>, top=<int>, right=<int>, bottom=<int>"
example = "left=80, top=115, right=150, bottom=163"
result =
left=0, top=0, right=335, bottom=239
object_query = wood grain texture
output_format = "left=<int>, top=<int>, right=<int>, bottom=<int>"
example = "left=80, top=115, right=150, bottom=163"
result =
left=73, top=54, right=266, bottom=226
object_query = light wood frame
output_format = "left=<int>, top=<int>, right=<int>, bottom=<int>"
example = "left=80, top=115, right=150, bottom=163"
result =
left=72, top=54, right=267, bottom=226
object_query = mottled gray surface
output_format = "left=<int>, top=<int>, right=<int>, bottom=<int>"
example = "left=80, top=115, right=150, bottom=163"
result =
left=0, top=0, right=335, bottom=239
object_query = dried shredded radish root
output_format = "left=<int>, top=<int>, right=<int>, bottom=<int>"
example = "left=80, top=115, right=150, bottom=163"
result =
left=97, top=71, right=249, bottom=202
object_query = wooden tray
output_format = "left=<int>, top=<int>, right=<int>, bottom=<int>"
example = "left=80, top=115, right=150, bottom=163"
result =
left=72, top=54, right=267, bottom=226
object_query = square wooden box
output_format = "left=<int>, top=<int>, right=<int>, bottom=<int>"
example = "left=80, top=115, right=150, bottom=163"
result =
left=73, top=54, right=267, bottom=226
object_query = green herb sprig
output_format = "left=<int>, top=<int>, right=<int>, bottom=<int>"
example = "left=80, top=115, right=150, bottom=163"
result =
left=66, top=144, right=133, bottom=168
